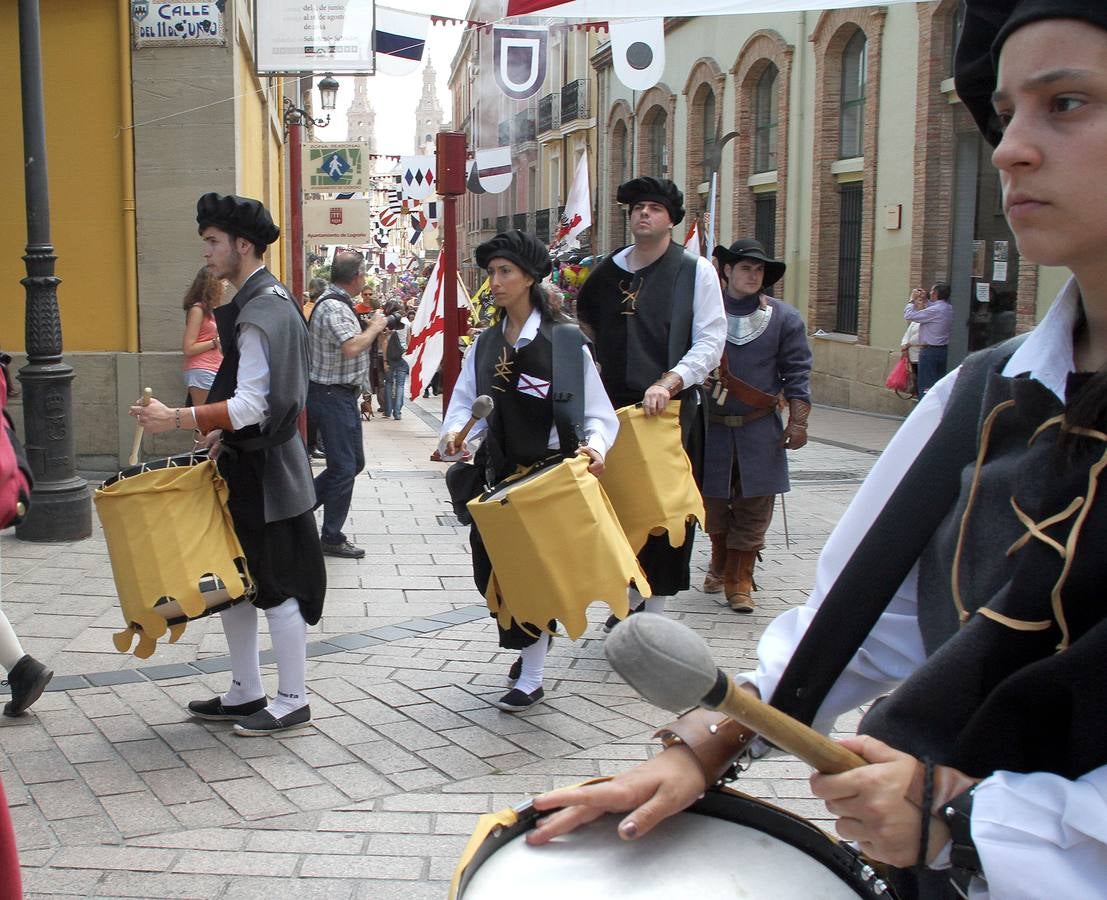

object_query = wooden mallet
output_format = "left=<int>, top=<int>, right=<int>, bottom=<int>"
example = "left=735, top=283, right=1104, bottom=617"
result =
left=452, top=394, right=494, bottom=453
left=128, top=387, right=152, bottom=466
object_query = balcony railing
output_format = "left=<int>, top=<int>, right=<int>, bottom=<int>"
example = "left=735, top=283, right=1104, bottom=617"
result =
left=535, top=208, right=551, bottom=243
left=513, top=109, right=536, bottom=146
left=538, top=93, right=560, bottom=133
left=498, top=120, right=510, bottom=146
left=496, top=215, right=510, bottom=234
left=560, top=79, right=589, bottom=123
left=512, top=212, right=529, bottom=232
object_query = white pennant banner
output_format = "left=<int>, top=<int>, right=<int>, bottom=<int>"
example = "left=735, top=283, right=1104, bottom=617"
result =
left=610, top=18, right=664, bottom=92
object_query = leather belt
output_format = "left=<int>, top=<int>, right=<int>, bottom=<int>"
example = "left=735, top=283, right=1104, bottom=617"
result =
left=709, top=407, right=775, bottom=427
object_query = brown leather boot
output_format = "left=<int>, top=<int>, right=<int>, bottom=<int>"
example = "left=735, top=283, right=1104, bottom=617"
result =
left=725, top=550, right=758, bottom=613
left=703, top=533, right=727, bottom=593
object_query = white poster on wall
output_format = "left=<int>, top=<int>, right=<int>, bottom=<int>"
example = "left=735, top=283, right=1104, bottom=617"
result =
left=304, top=200, right=372, bottom=242
left=256, top=0, right=375, bottom=75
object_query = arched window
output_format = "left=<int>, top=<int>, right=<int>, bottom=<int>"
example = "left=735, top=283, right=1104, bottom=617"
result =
left=647, top=108, right=669, bottom=177
left=839, top=30, right=866, bottom=159
left=753, top=63, right=779, bottom=173
left=702, top=89, right=716, bottom=176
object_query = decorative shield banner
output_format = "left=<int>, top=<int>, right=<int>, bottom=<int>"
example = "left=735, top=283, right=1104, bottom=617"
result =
left=400, top=154, right=436, bottom=201
left=610, top=18, right=665, bottom=92
left=474, top=147, right=514, bottom=195
left=374, top=7, right=428, bottom=76
left=493, top=26, right=548, bottom=101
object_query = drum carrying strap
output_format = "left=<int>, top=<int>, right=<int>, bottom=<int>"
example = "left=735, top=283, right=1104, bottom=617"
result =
left=551, top=322, right=587, bottom=455
left=769, top=337, right=1026, bottom=725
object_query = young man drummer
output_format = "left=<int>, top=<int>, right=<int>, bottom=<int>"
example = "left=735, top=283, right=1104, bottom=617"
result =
left=441, top=230, right=618, bottom=711
left=527, top=3, right=1107, bottom=897
left=131, top=193, right=325, bottom=736
left=575, top=177, right=726, bottom=627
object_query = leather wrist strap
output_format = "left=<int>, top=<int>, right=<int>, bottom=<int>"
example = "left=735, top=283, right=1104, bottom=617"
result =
left=938, top=785, right=982, bottom=895
left=654, top=708, right=756, bottom=786
left=653, top=371, right=684, bottom=399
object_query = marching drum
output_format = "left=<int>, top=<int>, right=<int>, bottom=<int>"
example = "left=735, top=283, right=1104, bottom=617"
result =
left=451, top=788, right=895, bottom=900
left=95, top=451, right=253, bottom=659
left=601, top=403, right=705, bottom=553
left=466, top=455, right=650, bottom=640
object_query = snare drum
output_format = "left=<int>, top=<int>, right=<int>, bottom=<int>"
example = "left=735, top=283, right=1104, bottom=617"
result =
left=601, top=403, right=705, bottom=553
left=95, top=452, right=253, bottom=659
left=452, top=788, right=896, bottom=899
left=466, top=455, right=650, bottom=640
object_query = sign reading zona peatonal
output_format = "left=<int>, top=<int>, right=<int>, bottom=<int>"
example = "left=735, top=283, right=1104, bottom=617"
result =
left=302, top=142, right=370, bottom=192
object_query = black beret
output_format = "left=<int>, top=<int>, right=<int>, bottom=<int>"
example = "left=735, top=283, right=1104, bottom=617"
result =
left=474, top=230, right=552, bottom=281
left=616, top=176, right=685, bottom=226
left=955, top=1, right=1107, bottom=146
left=196, top=192, right=280, bottom=250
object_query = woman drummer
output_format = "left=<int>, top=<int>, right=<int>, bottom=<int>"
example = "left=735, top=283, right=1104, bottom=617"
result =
left=527, top=3, right=1107, bottom=896
left=441, top=230, right=618, bottom=712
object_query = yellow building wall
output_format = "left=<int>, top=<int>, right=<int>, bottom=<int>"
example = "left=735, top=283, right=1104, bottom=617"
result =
left=0, top=0, right=131, bottom=353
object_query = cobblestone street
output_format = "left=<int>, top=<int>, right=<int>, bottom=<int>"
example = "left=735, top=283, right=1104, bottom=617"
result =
left=1, top=397, right=902, bottom=898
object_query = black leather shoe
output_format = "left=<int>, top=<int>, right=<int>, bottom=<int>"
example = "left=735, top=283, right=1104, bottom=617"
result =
left=492, top=687, right=544, bottom=712
left=2, top=655, right=53, bottom=717
left=321, top=540, right=366, bottom=559
left=234, top=705, right=312, bottom=736
left=187, top=696, right=267, bottom=721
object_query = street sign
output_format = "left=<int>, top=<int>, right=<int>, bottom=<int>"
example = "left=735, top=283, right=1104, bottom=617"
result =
left=256, top=0, right=375, bottom=75
left=302, top=142, right=370, bottom=192
left=304, top=200, right=372, bottom=242
left=131, top=1, right=225, bottom=48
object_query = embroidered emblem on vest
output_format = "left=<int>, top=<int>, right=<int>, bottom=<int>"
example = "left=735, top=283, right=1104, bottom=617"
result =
left=619, top=275, right=643, bottom=316
left=493, top=347, right=515, bottom=391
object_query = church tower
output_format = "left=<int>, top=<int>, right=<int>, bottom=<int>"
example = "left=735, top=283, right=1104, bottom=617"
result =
left=413, top=63, right=444, bottom=153
left=347, top=75, right=377, bottom=153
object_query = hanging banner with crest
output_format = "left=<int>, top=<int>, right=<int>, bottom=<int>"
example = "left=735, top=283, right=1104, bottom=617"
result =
left=493, top=26, right=548, bottom=101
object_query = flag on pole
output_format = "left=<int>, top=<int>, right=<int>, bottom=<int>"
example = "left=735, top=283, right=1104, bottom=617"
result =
left=403, top=259, right=472, bottom=400
left=550, top=153, right=591, bottom=250
left=683, top=221, right=701, bottom=256
left=705, top=172, right=718, bottom=252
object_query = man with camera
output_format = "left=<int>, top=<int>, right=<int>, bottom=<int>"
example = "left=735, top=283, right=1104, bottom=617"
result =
left=307, top=251, right=388, bottom=558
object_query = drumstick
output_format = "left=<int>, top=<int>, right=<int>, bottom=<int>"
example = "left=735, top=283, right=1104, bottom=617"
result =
left=128, top=387, right=152, bottom=466
left=605, top=613, right=866, bottom=774
left=455, top=394, right=494, bottom=448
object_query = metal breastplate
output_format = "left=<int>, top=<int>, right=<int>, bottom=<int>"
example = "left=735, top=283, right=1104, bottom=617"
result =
left=726, top=305, right=773, bottom=346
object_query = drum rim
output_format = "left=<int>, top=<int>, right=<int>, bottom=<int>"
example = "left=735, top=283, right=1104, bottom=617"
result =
left=455, top=788, right=895, bottom=899
left=476, top=453, right=568, bottom=503
left=100, top=449, right=212, bottom=489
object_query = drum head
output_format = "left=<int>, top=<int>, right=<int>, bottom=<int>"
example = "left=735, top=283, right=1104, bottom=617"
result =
left=461, top=811, right=863, bottom=899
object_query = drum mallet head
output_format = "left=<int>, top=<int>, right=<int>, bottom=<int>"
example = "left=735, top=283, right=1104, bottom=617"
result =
left=604, top=614, right=865, bottom=774
left=457, top=395, right=495, bottom=446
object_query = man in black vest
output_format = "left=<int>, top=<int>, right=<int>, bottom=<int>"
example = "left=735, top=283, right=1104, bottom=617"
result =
left=576, top=177, right=726, bottom=627
left=132, top=193, right=326, bottom=736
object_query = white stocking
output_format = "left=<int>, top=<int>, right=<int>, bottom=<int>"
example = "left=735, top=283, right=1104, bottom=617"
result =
left=0, top=607, right=25, bottom=672
left=643, top=595, right=668, bottom=615
left=514, top=633, right=549, bottom=695
left=264, top=598, right=308, bottom=718
left=219, top=601, right=264, bottom=705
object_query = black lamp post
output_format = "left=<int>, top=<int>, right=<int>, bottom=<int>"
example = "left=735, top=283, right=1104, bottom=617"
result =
left=15, top=0, right=91, bottom=542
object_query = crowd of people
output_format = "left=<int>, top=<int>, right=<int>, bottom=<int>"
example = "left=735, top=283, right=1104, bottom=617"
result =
left=4, top=4, right=1106, bottom=895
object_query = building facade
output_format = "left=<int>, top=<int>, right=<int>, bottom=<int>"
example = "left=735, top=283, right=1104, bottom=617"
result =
left=1, top=0, right=293, bottom=466
left=449, top=1, right=601, bottom=291
left=591, top=4, right=1066, bottom=414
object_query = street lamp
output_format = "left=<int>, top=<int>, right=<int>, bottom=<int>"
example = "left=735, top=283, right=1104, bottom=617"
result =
left=283, top=74, right=340, bottom=303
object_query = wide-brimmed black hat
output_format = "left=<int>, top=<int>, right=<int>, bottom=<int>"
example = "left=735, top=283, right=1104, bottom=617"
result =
left=955, top=1, right=1107, bottom=146
left=616, top=176, right=685, bottom=226
left=712, top=238, right=786, bottom=289
left=196, top=192, right=280, bottom=251
left=475, top=230, right=552, bottom=281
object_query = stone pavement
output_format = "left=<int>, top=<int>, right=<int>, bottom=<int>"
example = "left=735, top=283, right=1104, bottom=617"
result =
left=0, top=398, right=903, bottom=899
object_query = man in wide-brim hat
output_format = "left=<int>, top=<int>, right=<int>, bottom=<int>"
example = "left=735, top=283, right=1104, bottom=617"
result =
left=701, top=239, right=811, bottom=613
left=575, top=177, right=726, bottom=629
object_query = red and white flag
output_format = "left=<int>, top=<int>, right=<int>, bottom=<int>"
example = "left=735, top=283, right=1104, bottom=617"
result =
left=550, top=152, right=591, bottom=250
left=683, top=221, right=701, bottom=256
left=403, top=258, right=471, bottom=400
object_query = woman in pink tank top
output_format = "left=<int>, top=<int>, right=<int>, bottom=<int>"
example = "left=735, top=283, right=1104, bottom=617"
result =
left=181, top=267, right=225, bottom=405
